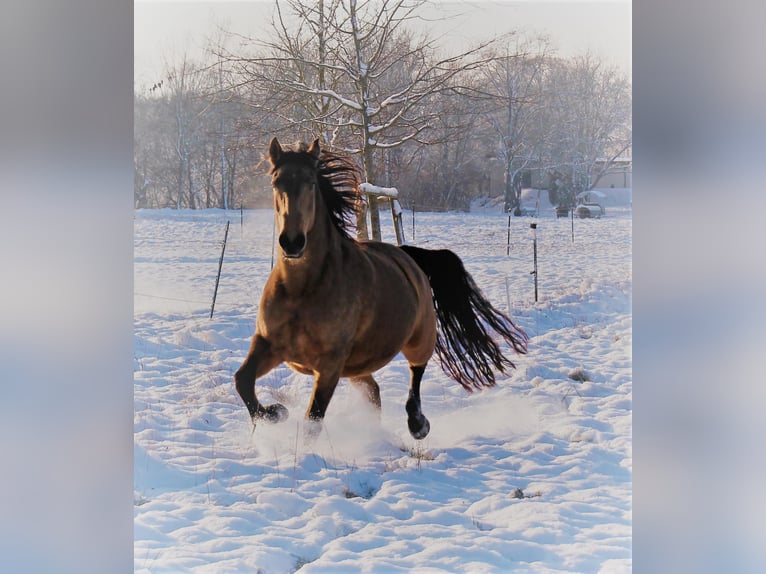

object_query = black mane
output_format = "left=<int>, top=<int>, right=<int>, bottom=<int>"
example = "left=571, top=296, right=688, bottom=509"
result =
left=269, top=142, right=362, bottom=239
left=316, top=151, right=362, bottom=239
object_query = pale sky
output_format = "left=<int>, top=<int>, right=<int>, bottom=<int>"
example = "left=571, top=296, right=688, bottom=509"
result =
left=135, top=1, right=631, bottom=89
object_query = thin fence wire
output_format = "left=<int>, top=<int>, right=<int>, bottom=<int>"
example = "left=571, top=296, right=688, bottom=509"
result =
left=134, top=208, right=630, bottom=314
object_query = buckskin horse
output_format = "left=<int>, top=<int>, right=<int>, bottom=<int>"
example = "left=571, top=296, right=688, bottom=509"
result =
left=234, top=138, right=528, bottom=439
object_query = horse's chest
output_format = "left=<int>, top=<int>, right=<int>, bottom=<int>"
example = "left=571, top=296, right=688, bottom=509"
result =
left=263, top=298, right=348, bottom=364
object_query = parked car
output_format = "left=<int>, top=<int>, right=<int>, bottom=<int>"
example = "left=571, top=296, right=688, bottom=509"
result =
left=517, top=204, right=538, bottom=216
left=575, top=190, right=606, bottom=218
left=575, top=202, right=605, bottom=218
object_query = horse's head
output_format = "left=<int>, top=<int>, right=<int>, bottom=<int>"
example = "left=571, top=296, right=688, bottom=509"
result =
left=268, top=137, right=321, bottom=259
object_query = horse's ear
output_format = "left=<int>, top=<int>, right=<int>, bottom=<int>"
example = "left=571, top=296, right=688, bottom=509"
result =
left=307, top=138, right=321, bottom=161
left=268, top=137, right=282, bottom=165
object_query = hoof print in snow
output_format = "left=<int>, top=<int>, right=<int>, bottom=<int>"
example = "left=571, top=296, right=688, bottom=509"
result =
left=567, top=366, right=589, bottom=382
left=343, top=483, right=378, bottom=500
left=511, top=488, right=543, bottom=500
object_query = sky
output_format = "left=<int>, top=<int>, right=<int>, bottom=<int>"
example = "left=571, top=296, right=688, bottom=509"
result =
left=134, top=1, right=631, bottom=89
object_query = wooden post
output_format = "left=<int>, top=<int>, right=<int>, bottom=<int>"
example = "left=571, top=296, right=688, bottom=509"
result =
left=390, top=199, right=404, bottom=245
left=356, top=200, right=369, bottom=240
left=359, top=183, right=401, bottom=244
left=369, top=196, right=382, bottom=241
left=210, top=220, right=230, bottom=319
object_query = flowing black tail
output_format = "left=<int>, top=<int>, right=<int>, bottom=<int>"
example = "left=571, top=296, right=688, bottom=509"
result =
left=400, top=245, right=528, bottom=391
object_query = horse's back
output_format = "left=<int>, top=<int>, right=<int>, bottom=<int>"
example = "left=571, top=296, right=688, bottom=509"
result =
left=348, top=240, right=436, bottom=367
left=355, top=240, right=430, bottom=301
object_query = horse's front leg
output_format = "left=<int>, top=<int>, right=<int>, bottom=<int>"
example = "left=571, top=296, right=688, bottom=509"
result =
left=406, top=364, right=431, bottom=440
left=234, top=334, right=286, bottom=426
left=304, top=366, right=343, bottom=437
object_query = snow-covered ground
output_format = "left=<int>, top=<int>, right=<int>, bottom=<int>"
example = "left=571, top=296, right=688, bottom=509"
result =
left=134, top=203, right=632, bottom=573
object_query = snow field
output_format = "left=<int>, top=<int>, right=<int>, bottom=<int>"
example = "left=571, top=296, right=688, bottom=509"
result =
left=134, top=206, right=631, bottom=573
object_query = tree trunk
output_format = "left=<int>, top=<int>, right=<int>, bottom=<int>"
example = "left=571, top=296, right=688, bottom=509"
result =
left=176, top=156, right=184, bottom=209
left=360, top=145, right=381, bottom=240
left=187, top=158, right=196, bottom=209
left=350, top=0, right=382, bottom=241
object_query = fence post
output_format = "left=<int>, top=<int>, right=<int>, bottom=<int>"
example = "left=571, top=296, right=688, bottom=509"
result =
left=391, top=199, right=405, bottom=245
left=210, top=220, right=230, bottom=319
left=571, top=207, right=575, bottom=243
left=530, top=222, right=538, bottom=303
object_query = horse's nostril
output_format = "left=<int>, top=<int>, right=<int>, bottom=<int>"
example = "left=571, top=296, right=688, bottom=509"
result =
left=278, top=232, right=306, bottom=256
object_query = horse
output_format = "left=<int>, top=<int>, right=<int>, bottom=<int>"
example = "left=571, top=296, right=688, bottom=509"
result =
left=234, top=137, right=528, bottom=439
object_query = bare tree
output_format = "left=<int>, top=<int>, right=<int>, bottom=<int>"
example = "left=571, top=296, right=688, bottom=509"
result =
left=134, top=5, right=630, bottom=216
left=222, top=0, right=494, bottom=238
left=543, top=53, right=631, bottom=195
left=149, top=54, right=211, bottom=209
left=480, top=35, right=552, bottom=213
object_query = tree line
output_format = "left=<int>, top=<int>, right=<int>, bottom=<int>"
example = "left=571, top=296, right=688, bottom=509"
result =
left=134, top=0, right=631, bottom=238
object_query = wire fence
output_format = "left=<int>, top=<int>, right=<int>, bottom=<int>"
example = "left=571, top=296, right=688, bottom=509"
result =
left=134, top=207, right=631, bottom=317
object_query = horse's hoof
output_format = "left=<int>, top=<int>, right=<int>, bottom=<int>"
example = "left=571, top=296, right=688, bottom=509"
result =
left=303, top=419, right=322, bottom=443
left=408, top=415, right=430, bottom=440
left=260, top=403, right=289, bottom=424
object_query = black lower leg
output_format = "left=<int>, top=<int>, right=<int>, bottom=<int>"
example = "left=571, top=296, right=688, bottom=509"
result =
left=307, top=384, right=337, bottom=421
left=234, top=336, right=288, bottom=425
left=234, top=365, right=264, bottom=420
left=406, top=365, right=430, bottom=439
left=235, top=369, right=288, bottom=424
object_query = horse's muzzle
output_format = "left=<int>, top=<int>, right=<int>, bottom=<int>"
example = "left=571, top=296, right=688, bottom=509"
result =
left=278, top=231, right=307, bottom=258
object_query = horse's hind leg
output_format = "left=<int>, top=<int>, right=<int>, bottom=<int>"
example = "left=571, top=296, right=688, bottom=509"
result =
left=234, top=335, right=287, bottom=425
left=349, top=374, right=382, bottom=411
left=406, top=365, right=430, bottom=440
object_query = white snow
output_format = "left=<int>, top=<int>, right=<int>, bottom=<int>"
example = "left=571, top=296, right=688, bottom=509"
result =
left=359, top=182, right=399, bottom=198
left=313, top=88, right=364, bottom=112
left=134, top=202, right=632, bottom=572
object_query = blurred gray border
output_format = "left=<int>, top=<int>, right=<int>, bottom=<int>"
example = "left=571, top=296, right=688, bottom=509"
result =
left=0, top=0, right=133, bottom=572
left=635, top=0, right=766, bottom=572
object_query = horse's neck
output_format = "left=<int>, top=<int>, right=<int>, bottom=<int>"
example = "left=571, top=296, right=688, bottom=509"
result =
left=275, top=207, right=340, bottom=294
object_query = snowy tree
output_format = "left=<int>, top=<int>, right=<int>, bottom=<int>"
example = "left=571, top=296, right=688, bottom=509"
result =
left=155, top=55, right=210, bottom=209
left=542, top=53, right=631, bottom=196
left=223, top=0, right=493, bottom=239
left=480, top=35, right=552, bottom=213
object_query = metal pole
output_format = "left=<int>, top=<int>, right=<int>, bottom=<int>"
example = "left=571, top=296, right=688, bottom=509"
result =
left=210, top=220, right=230, bottom=319
left=571, top=207, right=574, bottom=243
left=534, top=231, right=538, bottom=302
left=506, top=214, right=511, bottom=256
left=530, top=222, right=538, bottom=303
left=412, top=203, right=415, bottom=242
